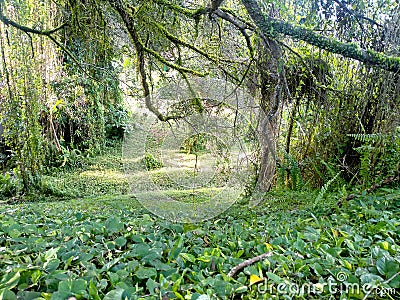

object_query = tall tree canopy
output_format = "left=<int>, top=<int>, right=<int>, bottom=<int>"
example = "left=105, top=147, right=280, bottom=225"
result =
left=1, top=0, right=399, bottom=191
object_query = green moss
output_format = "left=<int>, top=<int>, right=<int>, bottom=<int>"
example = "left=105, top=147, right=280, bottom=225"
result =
left=152, top=0, right=207, bottom=18
left=246, top=3, right=400, bottom=73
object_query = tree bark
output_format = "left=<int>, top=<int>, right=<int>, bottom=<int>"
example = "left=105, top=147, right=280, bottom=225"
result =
left=255, top=38, right=282, bottom=192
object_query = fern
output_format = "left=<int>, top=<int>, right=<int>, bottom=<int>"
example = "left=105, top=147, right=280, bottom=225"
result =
left=348, top=129, right=400, bottom=186
left=313, top=171, right=342, bottom=208
left=277, top=152, right=304, bottom=190
left=347, top=133, right=390, bottom=143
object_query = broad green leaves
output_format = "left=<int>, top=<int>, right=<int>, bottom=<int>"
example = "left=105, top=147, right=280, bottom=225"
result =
left=0, top=189, right=399, bottom=298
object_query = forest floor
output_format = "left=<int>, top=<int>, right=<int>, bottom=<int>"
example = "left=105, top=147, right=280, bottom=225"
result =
left=0, top=145, right=399, bottom=299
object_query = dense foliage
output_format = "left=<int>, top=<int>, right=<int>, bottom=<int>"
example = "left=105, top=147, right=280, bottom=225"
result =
left=0, top=1, right=399, bottom=298
left=1, top=0, right=399, bottom=195
left=0, top=188, right=399, bottom=299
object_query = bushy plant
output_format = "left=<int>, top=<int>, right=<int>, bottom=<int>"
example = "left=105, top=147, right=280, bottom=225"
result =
left=143, top=153, right=163, bottom=170
left=105, top=104, right=130, bottom=141
left=180, top=133, right=209, bottom=155
left=0, top=171, right=22, bottom=197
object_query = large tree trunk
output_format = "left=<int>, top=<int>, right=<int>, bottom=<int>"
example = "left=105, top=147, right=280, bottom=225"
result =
left=257, top=114, right=278, bottom=192
left=254, top=38, right=282, bottom=193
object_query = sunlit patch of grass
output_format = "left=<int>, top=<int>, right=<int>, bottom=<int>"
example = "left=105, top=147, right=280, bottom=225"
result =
left=79, top=170, right=127, bottom=181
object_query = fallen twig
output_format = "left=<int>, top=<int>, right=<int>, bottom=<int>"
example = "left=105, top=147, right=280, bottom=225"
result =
left=228, top=252, right=273, bottom=277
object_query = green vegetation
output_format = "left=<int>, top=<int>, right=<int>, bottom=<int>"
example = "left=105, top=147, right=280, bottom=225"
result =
left=1, top=183, right=399, bottom=299
left=1, top=0, right=400, bottom=299
left=1, top=146, right=399, bottom=299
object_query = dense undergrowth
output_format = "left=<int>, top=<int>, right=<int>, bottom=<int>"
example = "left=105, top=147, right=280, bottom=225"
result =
left=1, top=145, right=399, bottom=299
left=0, top=189, right=399, bottom=298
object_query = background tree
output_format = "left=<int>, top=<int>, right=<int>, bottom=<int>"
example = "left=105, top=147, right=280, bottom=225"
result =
left=0, top=0, right=399, bottom=194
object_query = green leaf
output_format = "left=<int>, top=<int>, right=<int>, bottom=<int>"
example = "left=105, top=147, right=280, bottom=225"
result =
left=135, top=267, right=157, bottom=280
left=0, top=289, right=17, bottom=300
left=105, top=216, right=124, bottom=233
left=214, top=279, right=233, bottom=298
left=30, top=269, right=42, bottom=284
left=44, top=259, right=60, bottom=273
left=130, top=243, right=151, bottom=258
left=0, top=271, right=20, bottom=290
left=103, top=288, right=124, bottom=300
left=7, top=224, right=22, bottom=238
left=89, top=280, right=101, bottom=300
left=360, top=273, right=384, bottom=285
left=15, top=291, right=42, bottom=300
left=388, top=273, right=400, bottom=288
left=180, top=253, right=196, bottom=263
left=376, top=258, right=399, bottom=278
left=265, top=272, right=284, bottom=283
left=58, top=279, right=87, bottom=295
left=235, top=286, right=248, bottom=293
left=146, top=278, right=159, bottom=295
left=115, top=236, right=127, bottom=248
left=196, top=295, right=211, bottom=300
left=293, top=238, right=306, bottom=252
left=44, top=248, right=59, bottom=261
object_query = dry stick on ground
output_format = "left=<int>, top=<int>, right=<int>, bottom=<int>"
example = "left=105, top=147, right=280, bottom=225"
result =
left=228, top=252, right=273, bottom=277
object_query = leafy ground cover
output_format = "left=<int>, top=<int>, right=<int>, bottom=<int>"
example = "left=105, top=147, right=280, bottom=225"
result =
left=0, top=186, right=399, bottom=299
left=1, top=145, right=399, bottom=299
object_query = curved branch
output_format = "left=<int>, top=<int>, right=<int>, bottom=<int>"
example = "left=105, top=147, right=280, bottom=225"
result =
left=0, top=10, right=67, bottom=36
left=151, top=21, right=219, bottom=64
left=141, top=43, right=207, bottom=76
left=228, top=252, right=273, bottom=277
left=214, top=9, right=254, bottom=57
left=0, top=6, right=94, bottom=78
left=109, top=0, right=186, bottom=122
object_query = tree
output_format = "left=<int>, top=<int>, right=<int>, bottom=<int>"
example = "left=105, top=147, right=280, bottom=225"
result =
left=1, top=0, right=399, bottom=192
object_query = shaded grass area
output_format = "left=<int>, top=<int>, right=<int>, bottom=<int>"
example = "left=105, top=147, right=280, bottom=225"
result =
left=39, top=143, right=318, bottom=211
left=40, top=145, right=130, bottom=199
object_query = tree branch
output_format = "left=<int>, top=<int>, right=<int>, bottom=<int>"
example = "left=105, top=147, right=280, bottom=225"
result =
left=0, top=10, right=67, bottom=36
left=214, top=9, right=254, bottom=57
left=152, top=0, right=208, bottom=18
left=211, top=0, right=225, bottom=13
left=241, top=0, right=400, bottom=73
left=109, top=0, right=187, bottom=122
left=0, top=6, right=95, bottom=78
left=228, top=252, right=273, bottom=277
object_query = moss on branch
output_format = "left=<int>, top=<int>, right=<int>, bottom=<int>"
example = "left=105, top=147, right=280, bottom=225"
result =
left=0, top=9, right=67, bottom=36
left=141, top=42, right=207, bottom=77
left=152, top=0, right=208, bottom=18
left=242, top=0, right=400, bottom=73
left=151, top=21, right=219, bottom=65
